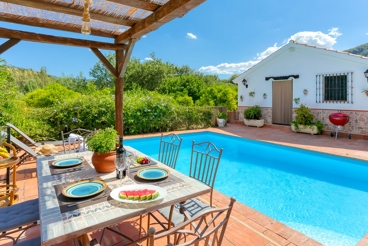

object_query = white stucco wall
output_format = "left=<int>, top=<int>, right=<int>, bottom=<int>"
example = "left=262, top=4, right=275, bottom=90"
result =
left=237, top=43, right=368, bottom=111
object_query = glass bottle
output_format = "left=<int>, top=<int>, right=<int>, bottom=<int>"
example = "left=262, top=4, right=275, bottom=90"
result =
left=116, top=137, right=127, bottom=180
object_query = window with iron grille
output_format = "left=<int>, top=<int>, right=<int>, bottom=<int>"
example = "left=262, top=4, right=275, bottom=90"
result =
left=316, top=72, right=353, bottom=103
left=324, top=75, right=347, bottom=101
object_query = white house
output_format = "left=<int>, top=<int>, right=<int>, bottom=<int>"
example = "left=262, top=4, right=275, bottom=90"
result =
left=233, top=40, right=368, bottom=137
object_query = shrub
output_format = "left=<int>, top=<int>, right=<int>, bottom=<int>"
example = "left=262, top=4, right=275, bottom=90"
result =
left=86, top=128, right=118, bottom=153
left=217, top=112, right=227, bottom=120
left=243, top=105, right=262, bottom=120
left=14, top=89, right=214, bottom=140
left=24, top=83, right=81, bottom=108
left=291, top=104, right=323, bottom=134
left=293, top=104, right=313, bottom=125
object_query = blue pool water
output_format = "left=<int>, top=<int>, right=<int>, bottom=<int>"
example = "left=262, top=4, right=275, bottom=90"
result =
left=125, top=132, right=368, bottom=245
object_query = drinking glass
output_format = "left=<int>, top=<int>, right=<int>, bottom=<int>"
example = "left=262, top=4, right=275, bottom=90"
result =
left=115, top=156, right=124, bottom=186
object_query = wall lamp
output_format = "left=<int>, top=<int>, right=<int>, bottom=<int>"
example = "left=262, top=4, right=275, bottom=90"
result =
left=242, top=79, right=248, bottom=88
left=364, top=69, right=368, bottom=82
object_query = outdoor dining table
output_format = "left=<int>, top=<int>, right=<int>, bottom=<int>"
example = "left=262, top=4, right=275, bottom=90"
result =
left=36, top=146, right=211, bottom=246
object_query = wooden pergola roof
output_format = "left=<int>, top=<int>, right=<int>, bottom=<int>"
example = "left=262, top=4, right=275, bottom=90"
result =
left=0, top=0, right=206, bottom=137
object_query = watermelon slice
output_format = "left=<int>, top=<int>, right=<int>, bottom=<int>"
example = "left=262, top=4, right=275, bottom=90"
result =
left=132, top=190, right=140, bottom=200
left=148, top=189, right=159, bottom=199
left=143, top=189, right=152, bottom=200
left=137, top=190, right=147, bottom=200
left=119, top=191, right=127, bottom=199
left=125, top=191, right=134, bottom=200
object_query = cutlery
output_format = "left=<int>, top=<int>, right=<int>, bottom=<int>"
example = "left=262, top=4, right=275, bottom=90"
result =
left=153, top=179, right=174, bottom=186
left=56, top=166, right=85, bottom=173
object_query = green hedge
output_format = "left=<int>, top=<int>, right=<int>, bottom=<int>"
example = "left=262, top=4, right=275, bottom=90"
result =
left=36, top=90, right=215, bottom=139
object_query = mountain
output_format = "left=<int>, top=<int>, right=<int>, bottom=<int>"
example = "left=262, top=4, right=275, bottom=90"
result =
left=344, top=43, right=368, bottom=57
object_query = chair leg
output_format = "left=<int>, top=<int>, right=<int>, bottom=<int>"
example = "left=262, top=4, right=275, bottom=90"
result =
left=146, top=213, right=151, bottom=246
left=139, top=215, right=143, bottom=238
left=99, top=227, right=106, bottom=245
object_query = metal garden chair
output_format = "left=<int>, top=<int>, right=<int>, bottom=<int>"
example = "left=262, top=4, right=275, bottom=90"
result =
left=6, top=123, right=62, bottom=147
left=149, top=140, right=224, bottom=231
left=61, top=128, right=95, bottom=154
left=158, top=133, right=182, bottom=169
left=90, top=197, right=236, bottom=246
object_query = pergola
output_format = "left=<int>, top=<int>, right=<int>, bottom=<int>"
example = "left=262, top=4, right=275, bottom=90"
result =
left=0, top=0, right=206, bottom=136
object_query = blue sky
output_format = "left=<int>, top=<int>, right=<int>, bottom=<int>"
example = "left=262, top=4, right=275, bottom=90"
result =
left=0, top=0, right=367, bottom=79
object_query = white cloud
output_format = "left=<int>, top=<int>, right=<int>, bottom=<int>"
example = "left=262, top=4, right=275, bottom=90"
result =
left=144, top=57, right=153, bottom=61
left=186, top=33, right=197, bottom=39
left=199, top=28, right=342, bottom=75
left=287, top=30, right=338, bottom=49
left=328, top=27, right=342, bottom=37
left=199, top=43, right=280, bottom=75
left=142, top=35, right=147, bottom=38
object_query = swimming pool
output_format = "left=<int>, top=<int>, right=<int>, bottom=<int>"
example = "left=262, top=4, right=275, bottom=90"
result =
left=125, top=132, right=368, bottom=245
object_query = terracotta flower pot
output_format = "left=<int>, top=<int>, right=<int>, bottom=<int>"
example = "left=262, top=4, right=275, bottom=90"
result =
left=91, top=151, right=115, bottom=173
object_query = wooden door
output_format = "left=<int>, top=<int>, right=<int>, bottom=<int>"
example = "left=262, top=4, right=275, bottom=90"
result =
left=272, top=80, right=293, bottom=125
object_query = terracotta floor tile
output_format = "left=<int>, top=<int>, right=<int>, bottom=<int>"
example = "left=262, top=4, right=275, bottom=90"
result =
left=225, top=222, right=270, bottom=246
left=288, top=233, right=310, bottom=245
left=263, top=230, right=290, bottom=246
left=301, top=239, right=324, bottom=246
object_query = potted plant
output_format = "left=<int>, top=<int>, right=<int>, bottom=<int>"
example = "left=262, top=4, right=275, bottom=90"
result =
left=240, top=95, right=244, bottom=101
left=263, top=93, right=267, bottom=99
left=362, top=90, right=368, bottom=97
left=291, top=104, right=323, bottom=135
left=303, top=89, right=308, bottom=95
left=86, top=127, right=118, bottom=173
left=243, top=105, right=264, bottom=128
left=294, top=97, right=300, bottom=104
left=217, top=112, right=227, bottom=128
left=249, top=91, right=255, bottom=97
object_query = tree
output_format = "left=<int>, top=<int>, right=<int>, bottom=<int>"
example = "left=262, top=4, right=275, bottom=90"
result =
left=157, top=75, right=205, bottom=102
left=25, top=83, right=81, bottom=108
left=196, top=84, right=238, bottom=111
left=124, top=53, right=176, bottom=91
left=0, top=59, right=20, bottom=125
left=89, top=53, right=116, bottom=89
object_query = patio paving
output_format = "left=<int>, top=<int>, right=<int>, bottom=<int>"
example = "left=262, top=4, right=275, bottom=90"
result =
left=1, top=123, right=368, bottom=246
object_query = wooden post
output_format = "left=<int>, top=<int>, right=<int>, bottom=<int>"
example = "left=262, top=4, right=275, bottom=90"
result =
left=115, top=50, right=124, bottom=137
left=0, top=38, right=20, bottom=55
left=114, top=39, right=136, bottom=137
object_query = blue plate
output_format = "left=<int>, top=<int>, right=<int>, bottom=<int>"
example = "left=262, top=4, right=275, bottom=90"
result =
left=62, top=180, right=107, bottom=198
left=52, top=157, right=84, bottom=168
left=137, top=167, right=170, bottom=180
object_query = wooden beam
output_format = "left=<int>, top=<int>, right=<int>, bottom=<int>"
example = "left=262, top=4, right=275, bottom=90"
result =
left=118, top=39, right=136, bottom=78
left=115, top=50, right=124, bottom=137
left=0, top=0, right=136, bottom=26
left=0, top=38, right=20, bottom=55
left=115, top=0, right=206, bottom=44
left=90, top=48, right=117, bottom=78
left=106, top=0, right=160, bottom=12
left=0, top=13, right=116, bottom=38
left=0, top=27, right=126, bottom=50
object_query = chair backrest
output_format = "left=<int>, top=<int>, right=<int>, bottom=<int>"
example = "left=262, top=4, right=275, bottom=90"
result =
left=190, top=141, right=223, bottom=206
left=6, top=123, right=37, bottom=147
left=61, top=128, right=95, bottom=154
left=158, top=133, right=182, bottom=169
left=149, top=197, right=236, bottom=246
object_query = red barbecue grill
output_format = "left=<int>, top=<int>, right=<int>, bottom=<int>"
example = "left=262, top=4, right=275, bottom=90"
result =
left=329, top=111, right=352, bottom=139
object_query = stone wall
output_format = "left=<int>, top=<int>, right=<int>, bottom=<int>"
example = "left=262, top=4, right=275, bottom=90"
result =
left=238, top=106, right=368, bottom=136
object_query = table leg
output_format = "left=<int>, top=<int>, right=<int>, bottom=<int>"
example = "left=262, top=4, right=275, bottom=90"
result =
left=77, top=234, right=88, bottom=246
left=6, top=167, right=10, bottom=185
